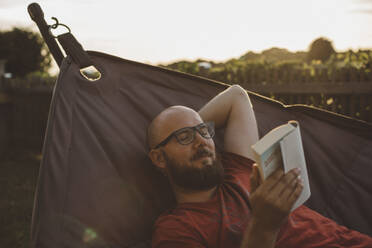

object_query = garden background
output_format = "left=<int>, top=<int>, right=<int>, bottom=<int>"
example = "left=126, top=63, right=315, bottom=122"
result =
left=0, top=29, right=371, bottom=247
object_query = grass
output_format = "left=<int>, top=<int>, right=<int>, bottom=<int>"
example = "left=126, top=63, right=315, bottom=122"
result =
left=0, top=151, right=41, bottom=248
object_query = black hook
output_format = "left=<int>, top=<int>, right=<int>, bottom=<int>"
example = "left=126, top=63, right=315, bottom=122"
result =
left=48, top=17, right=71, bottom=38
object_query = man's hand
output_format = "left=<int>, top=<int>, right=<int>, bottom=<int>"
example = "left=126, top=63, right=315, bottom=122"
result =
left=240, top=165, right=303, bottom=248
left=249, top=165, right=303, bottom=232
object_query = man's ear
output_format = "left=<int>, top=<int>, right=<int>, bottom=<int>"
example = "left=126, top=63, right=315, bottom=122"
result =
left=148, top=149, right=166, bottom=170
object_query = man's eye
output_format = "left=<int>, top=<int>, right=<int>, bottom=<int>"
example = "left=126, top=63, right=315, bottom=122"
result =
left=177, top=131, right=190, bottom=141
left=199, top=126, right=209, bottom=135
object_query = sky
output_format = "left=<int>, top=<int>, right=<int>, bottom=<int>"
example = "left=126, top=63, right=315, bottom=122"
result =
left=1, top=0, right=372, bottom=73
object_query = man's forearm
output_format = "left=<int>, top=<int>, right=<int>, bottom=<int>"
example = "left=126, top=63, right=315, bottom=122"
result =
left=198, top=85, right=253, bottom=129
left=199, top=84, right=259, bottom=159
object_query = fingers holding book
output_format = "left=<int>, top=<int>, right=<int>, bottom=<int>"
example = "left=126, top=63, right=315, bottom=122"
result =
left=249, top=167, right=303, bottom=231
left=273, top=168, right=304, bottom=199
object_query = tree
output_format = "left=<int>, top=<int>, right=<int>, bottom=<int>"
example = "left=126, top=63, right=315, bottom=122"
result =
left=0, top=28, right=51, bottom=78
left=307, top=37, right=335, bottom=62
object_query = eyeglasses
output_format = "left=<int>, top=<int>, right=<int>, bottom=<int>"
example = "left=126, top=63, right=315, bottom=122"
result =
left=153, top=122, right=215, bottom=149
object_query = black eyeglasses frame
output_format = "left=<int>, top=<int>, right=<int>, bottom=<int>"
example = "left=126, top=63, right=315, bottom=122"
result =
left=153, top=122, right=215, bottom=149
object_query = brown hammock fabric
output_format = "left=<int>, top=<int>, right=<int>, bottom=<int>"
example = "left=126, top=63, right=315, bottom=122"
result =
left=30, top=51, right=372, bottom=248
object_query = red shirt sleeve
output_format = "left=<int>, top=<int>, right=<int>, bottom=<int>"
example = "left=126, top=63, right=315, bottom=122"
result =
left=276, top=205, right=372, bottom=247
left=222, top=151, right=255, bottom=172
left=152, top=215, right=206, bottom=248
left=221, top=151, right=255, bottom=193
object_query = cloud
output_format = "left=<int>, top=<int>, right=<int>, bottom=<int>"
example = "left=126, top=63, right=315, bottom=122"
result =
left=353, top=0, right=372, bottom=3
left=351, top=0, right=372, bottom=14
left=350, top=9, right=372, bottom=14
left=0, top=0, right=28, bottom=8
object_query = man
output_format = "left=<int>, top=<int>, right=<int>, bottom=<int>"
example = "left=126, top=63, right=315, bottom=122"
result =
left=148, top=85, right=372, bottom=248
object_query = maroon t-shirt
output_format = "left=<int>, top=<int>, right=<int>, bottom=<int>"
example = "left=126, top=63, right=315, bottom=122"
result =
left=152, top=152, right=372, bottom=248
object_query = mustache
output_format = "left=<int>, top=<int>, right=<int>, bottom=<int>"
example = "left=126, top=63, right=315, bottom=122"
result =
left=191, top=148, right=213, bottom=161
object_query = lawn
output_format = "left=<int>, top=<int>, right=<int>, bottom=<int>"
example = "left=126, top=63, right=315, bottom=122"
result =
left=0, top=151, right=41, bottom=248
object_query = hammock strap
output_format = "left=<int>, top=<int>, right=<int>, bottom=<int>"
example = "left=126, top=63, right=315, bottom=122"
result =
left=28, top=3, right=64, bottom=67
left=57, top=33, right=93, bottom=69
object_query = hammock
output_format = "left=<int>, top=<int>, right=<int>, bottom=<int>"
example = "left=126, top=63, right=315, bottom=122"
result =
left=28, top=3, right=372, bottom=248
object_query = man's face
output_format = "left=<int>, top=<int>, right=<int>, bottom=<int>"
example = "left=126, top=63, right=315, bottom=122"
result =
left=153, top=107, right=224, bottom=191
left=162, top=145, right=224, bottom=191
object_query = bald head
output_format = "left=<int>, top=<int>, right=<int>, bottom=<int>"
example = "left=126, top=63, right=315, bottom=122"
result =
left=147, top=106, right=203, bottom=149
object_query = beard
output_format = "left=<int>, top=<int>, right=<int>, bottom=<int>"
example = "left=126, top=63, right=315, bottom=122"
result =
left=163, top=148, right=224, bottom=191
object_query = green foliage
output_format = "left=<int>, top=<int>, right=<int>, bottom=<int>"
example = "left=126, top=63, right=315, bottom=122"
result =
left=0, top=152, right=40, bottom=248
left=307, top=37, right=335, bottom=62
left=240, top=47, right=307, bottom=63
left=162, top=47, right=372, bottom=85
left=162, top=46, right=372, bottom=122
left=0, top=28, right=51, bottom=78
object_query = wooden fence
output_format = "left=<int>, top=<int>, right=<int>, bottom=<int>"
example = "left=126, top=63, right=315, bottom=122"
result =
left=0, top=78, right=52, bottom=156
left=241, top=81, right=372, bottom=123
left=0, top=77, right=371, bottom=157
left=189, top=62, right=372, bottom=122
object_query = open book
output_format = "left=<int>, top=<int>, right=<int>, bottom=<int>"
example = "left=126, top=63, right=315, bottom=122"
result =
left=251, top=120, right=311, bottom=211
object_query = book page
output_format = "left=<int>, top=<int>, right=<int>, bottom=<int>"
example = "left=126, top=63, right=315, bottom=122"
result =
left=280, top=127, right=311, bottom=211
left=260, top=143, right=283, bottom=180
